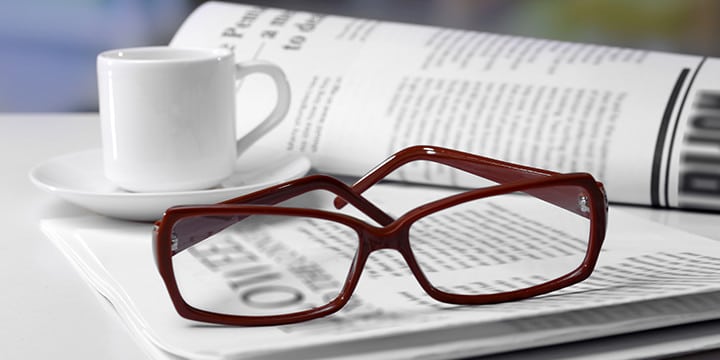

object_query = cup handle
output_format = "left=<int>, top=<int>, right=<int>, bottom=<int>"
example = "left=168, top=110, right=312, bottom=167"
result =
left=233, top=60, right=291, bottom=156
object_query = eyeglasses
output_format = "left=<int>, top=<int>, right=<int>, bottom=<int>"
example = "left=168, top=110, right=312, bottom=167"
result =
left=153, top=145, right=608, bottom=326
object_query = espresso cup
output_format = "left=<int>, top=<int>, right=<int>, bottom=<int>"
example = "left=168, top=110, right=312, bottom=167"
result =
left=97, top=46, right=290, bottom=192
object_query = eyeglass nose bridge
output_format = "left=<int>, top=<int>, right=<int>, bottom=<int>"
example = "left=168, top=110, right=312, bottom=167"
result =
left=363, top=225, right=408, bottom=252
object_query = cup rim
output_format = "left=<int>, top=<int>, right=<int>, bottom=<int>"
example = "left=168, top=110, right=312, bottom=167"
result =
left=98, top=46, right=233, bottom=63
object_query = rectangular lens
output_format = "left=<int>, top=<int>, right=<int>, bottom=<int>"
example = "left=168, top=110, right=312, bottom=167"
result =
left=171, top=214, right=358, bottom=316
left=409, top=185, right=592, bottom=295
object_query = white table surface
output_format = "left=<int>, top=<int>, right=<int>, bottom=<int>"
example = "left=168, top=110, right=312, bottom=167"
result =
left=2, top=113, right=720, bottom=359
left=1, top=113, right=149, bottom=360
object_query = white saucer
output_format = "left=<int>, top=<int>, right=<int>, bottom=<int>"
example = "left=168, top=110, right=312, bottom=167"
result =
left=29, top=149, right=311, bottom=221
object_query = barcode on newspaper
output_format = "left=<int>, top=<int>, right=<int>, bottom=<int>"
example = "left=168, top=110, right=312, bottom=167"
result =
left=679, top=91, right=720, bottom=209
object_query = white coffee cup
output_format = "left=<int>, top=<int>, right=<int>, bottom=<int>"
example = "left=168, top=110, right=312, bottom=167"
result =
left=97, top=46, right=290, bottom=192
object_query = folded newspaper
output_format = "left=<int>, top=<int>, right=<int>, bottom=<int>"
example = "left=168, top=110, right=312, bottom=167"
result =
left=41, top=183, right=720, bottom=360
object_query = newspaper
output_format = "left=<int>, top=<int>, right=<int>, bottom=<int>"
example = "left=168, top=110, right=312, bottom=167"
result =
left=41, top=183, right=720, bottom=360
left=170, top=1, right=720, bottom=211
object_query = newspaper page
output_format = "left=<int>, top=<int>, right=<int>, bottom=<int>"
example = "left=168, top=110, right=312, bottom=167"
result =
left=170, top=1, right=720, bottom=211
left=41, top=184, right=720, bottom=360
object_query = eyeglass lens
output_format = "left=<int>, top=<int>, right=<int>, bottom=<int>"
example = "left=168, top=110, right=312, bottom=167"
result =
left=409, top=184, right=591, bottom=295
left=171, top=214, right=357, bottom=317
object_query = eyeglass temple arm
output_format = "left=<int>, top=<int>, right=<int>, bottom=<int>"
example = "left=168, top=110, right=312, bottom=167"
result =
left=334, top=145, right=594, bottom=218
left=221, top=174, right=395, bottom=225
left=165, top=175, right=395, bottom=256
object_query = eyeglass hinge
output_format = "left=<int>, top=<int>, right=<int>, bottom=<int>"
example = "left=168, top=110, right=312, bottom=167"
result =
left=171, top=232, right=179, bottom=252
left=578, top=195, right=590, bottom=213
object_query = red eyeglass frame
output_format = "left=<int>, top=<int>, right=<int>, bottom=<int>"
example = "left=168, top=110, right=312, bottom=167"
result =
left=153, top=145, right=608, bottom=326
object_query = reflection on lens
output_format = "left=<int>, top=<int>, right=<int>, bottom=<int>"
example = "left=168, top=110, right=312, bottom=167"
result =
left=171, top=215, right=358, bottom=317
left=409, top=185, right=592, bottom=295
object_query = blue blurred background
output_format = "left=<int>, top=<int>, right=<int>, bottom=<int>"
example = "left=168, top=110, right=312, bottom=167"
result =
left=1, top=0, right=718, bottom=112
